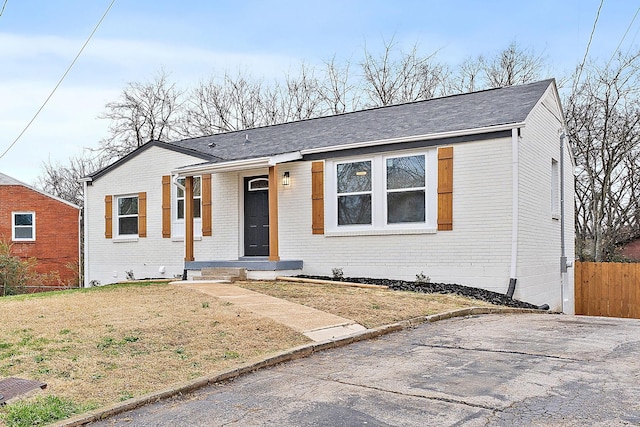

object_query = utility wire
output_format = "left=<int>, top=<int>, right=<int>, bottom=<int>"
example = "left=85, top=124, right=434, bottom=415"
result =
left=609, top=6, right=640, bottom=64
left=573, top=0, right=604, bottom=91
left=0, top=0, right=7, bottom=17
left=0, top=0, right=116, bottom=161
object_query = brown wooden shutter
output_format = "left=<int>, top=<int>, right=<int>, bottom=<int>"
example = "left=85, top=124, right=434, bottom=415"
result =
left=105, top=195, right=113, bottom=239
left=138, top=192, right=147, bottom=237
left=437, top=147, right=453, bottom=231
left=311, top=161, right=325, bottom=234
left=202, top=174, right=212, bottom=236
left=162, top=175, right=171, bottom=238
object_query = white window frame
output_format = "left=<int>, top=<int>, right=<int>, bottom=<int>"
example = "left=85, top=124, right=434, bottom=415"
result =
left=551, top=158, right=560, bottom=219
left=115, top=194, right=139, bottom=238
left=176, top=176, right=202, bottom=220
left=336, top=160, right=373, bottom=226
left=12, top=211, right=35, bottom=241
left=325, top=149, right=438, bottom=236
left=385, top=154, right=428, bottom=225
left=172, top=176, right=203, bottom=240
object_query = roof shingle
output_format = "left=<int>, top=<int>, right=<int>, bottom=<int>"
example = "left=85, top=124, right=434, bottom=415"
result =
left=169, top=79, right=553, bottom=163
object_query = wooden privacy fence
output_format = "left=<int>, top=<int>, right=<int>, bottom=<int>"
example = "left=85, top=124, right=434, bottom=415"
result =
left=575, top=261, right=640, bottom=318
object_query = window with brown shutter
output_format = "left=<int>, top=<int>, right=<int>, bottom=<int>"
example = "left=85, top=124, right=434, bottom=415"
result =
left=437, top=147, right=453, bottom=231
left=311, top=161, right=325, bottom=234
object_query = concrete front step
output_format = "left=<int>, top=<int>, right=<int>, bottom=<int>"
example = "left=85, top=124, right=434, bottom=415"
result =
left=195, top=267, right=247, bottom=282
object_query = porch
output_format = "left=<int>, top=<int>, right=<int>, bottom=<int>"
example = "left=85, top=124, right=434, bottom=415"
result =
left=184, top=257, right=303, bottom=280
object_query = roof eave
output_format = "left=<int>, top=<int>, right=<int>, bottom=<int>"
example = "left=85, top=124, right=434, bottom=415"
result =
left=300, top=122, right=527, bottom=156
left=173, top=151, right=303, bottom=176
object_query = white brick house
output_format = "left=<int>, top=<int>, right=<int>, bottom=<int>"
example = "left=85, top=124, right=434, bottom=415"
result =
left=82, top=79, right=575, bottom=312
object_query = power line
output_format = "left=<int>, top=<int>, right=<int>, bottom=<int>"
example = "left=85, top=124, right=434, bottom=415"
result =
left=0, top=0, right=7, bottom=17
left=0, top=0, right=116, bottom=161
left=573, top=0, right=604, bottom=91
left=611, top=6, right=640, bottom=63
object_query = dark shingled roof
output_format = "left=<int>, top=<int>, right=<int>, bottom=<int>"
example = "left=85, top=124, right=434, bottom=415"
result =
left=168, top=79, right=554, bottom=163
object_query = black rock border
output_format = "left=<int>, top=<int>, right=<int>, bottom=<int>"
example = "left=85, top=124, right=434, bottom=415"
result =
left=296, top=275, right=542, bottom=310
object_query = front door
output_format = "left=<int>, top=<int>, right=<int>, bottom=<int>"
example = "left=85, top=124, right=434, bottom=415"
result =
left=244, top=176, right=270, bottom=256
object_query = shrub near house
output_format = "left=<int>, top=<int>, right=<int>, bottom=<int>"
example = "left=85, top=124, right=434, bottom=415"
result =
left=0, top=173, right=80, bottom=292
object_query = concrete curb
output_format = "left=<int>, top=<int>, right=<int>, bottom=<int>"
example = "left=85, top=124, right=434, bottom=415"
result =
left=53, top=307, right=548, bottom=426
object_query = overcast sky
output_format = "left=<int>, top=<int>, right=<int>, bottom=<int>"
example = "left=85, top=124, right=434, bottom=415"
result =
left=0, top=0, right=637, bottom=184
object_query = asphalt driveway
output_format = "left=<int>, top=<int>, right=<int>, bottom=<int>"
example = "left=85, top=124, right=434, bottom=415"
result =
left=89, top=313, right=640, bottom=426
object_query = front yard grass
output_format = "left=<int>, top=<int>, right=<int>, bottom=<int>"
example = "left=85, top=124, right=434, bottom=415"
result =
left=0, top=280, right=491, bottom=425
left=237, top=280, right=492, bottom=328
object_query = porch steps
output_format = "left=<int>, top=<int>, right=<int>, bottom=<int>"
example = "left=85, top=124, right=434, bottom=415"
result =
left=194, top=267, right=247, bottom=282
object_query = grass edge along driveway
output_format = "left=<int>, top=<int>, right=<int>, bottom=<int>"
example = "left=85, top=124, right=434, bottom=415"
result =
left=0, top=280, right=492, bottom=426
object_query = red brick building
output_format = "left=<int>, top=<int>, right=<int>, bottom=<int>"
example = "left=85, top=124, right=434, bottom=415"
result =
left=618, top=239, right=640, bottom=262
left=0, top=173, right=80, bottom=288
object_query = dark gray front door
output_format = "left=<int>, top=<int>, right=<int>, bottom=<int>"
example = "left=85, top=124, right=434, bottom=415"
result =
left=244, top=176, right=269, bottom=256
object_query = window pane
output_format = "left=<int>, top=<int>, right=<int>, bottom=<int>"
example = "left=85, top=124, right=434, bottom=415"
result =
left=14, top=214, right=33, bottom=226
left=249, top=179, right=269, bottom=191
left=387, top=191, right=425, bottom=223
left=193, top=177, right=201, bottom=197
left=337, top=161, right=371, bottom=193
left=119, top=217, right=138, bottom=235
left=338, top=194, right=372, bottom=225
left=118, top=197, right=138, bottom=215
left=193, top=200, right=201, bottom=218
left=387, top=155, right=425, bottom=189
left=177, top=200, right=184, bottom=219
left=15, top=227, right=33, bottom=239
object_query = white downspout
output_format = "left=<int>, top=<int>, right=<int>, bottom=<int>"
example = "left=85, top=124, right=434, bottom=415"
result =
left=83, top=180, right=90, bottom=288
left=78, top=208, right=82, bottom=288
left=560, top=132, right=567, bottom=313
left=507, top=128, right=519, bottom=298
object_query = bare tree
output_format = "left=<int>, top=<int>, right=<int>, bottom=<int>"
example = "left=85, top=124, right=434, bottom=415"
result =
left=183, top=71, right=274, bottom=136
left=36, top=150, right=110, bottom=206
left=97, top=69, right=184, bottom=160
left=483, top=41, right=547, bottom=88
left=450, top=41, right=549, bottom=93
left=319, top=56, right=362, bottom=114
left=280, top=63, right=325, bottom=121
left=450, top=56, right=484, bottom=93
left=360, top=39, right=450, bottom=107
left=567, top=51, right=640, bottom=261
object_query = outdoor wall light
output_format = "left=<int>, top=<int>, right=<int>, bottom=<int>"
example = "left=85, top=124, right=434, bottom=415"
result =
left=283, top=171, right=290, bottom=186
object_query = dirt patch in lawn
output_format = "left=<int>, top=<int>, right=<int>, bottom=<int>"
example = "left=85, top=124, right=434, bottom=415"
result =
left=0, top=280, right=491, bottom=424
left=236, top=280, right=492, bottom=328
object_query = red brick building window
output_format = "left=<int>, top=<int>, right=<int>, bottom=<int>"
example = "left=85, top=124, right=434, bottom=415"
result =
left=12, top=212, right=35, bottom=241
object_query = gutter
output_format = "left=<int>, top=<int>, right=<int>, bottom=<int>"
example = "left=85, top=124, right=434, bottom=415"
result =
left=173, top=152, right=303, bottom=176
left=300, top=122, right=527, bottom=156
left=173, top=123, right=525, bottom=176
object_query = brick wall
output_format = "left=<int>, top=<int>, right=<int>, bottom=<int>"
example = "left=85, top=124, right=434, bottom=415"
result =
left=0, top=185, right=79, bottom=287
left=515, top=85, right=574, bottom=311
left=85, top=146, right=208, bottom=285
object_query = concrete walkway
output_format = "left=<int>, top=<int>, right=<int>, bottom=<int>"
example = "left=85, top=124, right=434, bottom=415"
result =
left=171, top=281, right=366, bottom=341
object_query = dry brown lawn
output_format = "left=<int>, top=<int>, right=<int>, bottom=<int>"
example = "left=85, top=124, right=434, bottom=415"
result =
left=0, top=280, right=491, bottom=423
left=237, top=280, right=492, bottom=328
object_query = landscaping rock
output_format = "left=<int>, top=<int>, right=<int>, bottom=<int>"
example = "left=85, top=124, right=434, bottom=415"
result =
left=296, top=276, right=542, bottom=309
